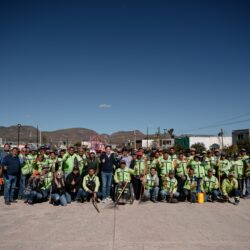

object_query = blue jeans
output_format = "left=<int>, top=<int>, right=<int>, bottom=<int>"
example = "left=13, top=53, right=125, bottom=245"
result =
left=144, top=187, right=159, bottom=201
left=245, top=177, right=250, bottom=197
left=25, top=191, right=43, bottom=203
left=101, top=171, right=113, bottom=199
left=204, top=190, right=220, bottom=201
left=66, top=188, right=85, bottom=202
left=82, top=190, right=102, bottom=200
left=4, top=175, right=17, bottom=202
left=51, top=193, right=69, bottom=206
left=161, top=189, right=179, bottom=201
left=237, top=178, right=244, bottom=197
left=183, top=189, right=197, bottom=202
left=18, top=174, right=30, bottom=197
left=196, top=178, right=202, bottom=193
left=41, top=189, right=49, bottom=200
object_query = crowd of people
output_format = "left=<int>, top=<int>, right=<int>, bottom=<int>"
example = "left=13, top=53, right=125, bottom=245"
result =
left=0, top=143, right=249, bottom=207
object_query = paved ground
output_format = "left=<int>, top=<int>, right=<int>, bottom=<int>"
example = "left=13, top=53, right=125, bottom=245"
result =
left=0, top=198, right=250, bottom=250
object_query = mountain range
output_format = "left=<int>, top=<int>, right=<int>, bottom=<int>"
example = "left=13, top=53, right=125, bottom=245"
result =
left=0, top=125, right=146, bottom=145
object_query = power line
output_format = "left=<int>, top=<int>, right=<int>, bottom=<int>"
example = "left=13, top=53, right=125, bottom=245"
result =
left=181, top=118, right=250, bottom=133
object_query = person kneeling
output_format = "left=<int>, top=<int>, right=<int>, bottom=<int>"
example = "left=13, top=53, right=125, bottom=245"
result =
left=24, top=171, right=43, bottom=205
left=65, top=166, right=84, bottom=203
left=203, top=169, right=220, bottom=202
left=221, top=171, right=240, bottom=205
left=142, top=167, right=159, bottom=203
left=51, top=170, right=69, bottom=206
left=182, top=168, right=201, bottom=203
left=161, top=170, right=179, bottom=203
left=82, top=167, right=101, bottom=202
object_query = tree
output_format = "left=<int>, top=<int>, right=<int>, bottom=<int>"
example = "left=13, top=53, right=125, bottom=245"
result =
left=168, top=128, right=175, bottom=138
left=237, top=141, right=250, bottom=153
left=174, top=143, right=187, bottom=153
left=224, top=144, right=238, bottom=156
left=210, top=143, right=220, bottom=151
left=191, top=143, right=206, bottom=154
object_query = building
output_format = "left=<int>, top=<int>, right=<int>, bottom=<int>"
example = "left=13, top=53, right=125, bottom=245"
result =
left=175, top=135, right=232, bottom=150
left=232, top=129, right=250, bottom=144
left=141, top=138, right=174, bottom=149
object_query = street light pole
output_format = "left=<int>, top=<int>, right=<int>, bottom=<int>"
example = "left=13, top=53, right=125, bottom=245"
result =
left=147, top=127, right=149, bottom=148
left=17, top=124, right=21, bottom=147
left=36, top=125, right=39, bottom=149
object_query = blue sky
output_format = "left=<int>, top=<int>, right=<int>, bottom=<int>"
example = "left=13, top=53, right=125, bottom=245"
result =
left=0, top=0, right=250, bottom=136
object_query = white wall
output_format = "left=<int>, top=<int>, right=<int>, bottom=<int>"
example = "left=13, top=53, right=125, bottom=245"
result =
left=189, top=136, right=232, bottom=150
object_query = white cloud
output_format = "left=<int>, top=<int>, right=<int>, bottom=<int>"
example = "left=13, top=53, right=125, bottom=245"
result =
left=98, top=104, right=112, bottom=109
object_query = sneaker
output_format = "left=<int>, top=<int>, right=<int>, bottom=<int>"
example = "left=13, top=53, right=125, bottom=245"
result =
left=234, top=199, right=240, bottom=206
left=5, top=200, right=11, bottom=205
left=27, top=200, right=33, bottom=205
left=151, top=199, right=158, bottom=203
left=106, top=197, right=112, bottom=201
left=10, top=200, right=18, bottom=203
left=101, top=199, right=107, bottom=203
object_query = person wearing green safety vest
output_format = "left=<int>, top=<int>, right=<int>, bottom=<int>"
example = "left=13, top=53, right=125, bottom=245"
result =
left=76, top=147, right=88, bottom=176
left=158, top=149, right=163, bottom=161
left=161, top=170, right=179, bottom=203
left=57, top=149, right=66, bottom=171
left=146, top=153, right=158, bottom=174
left=239, top=149, right=249, bottom=198
left=203, top=169, right=220, bottom=202
left=82, top=167, right=101, bottom=202
left=221, top=171, right=240, bottom=205
left=47, top=151, right=58, bottom=173
left=212, top=149, right=220, bottom=176
left=114, top=160, right=134, bottom=202
left=201, top=151, right=212, bottom=176
left=174, top=152, right=188, bottom=195
left=40, top=164, right=52, bottom=201
left=244, top=157, right=250, bottom=198
left=159, top=152, right=174, bottom=177
left=18, top=147, right=34, bottom=199
left=152, top=151, right=161, bottom=174
left=231, top=154, right=244, bottom=198
left=187, top=148, right=196, bottom=167
left=239, top=148, right=249, bottom=161
left=183, top=168, right=203, bottom=203
left=33, top=154, right=48, bottom=173
left=190, top=155, right=205, bottom=193
left=142, top=167, right=159, bottom=203
left=62, top=146, right=78, bottom=179
left=85, top=151, right=99, bottom=176
left=133, top=151, right=146, bottom=200
left=217, top=152, right=231, bottom=185
left=169, top=147, right=177, bottom=162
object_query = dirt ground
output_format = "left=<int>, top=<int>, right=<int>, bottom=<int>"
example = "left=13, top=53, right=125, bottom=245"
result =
left=0, top=198, right=250, bottom=250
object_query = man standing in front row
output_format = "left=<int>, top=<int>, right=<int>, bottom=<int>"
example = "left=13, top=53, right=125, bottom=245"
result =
left=100, top=145, right=117, bottom=202
left=0, top=147, right=21, bottom=205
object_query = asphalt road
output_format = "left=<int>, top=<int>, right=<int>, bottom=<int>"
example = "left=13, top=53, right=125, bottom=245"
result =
left=0, top=198, right=250, bottom=250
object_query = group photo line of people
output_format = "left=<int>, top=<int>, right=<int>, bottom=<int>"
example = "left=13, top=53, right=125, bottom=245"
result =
left=0, top=143, right=250, bottom=207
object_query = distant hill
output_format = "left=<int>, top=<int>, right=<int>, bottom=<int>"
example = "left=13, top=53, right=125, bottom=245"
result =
left=109, top=130, right=145, bottom=144
left=0, top=125, right=146, bottom=146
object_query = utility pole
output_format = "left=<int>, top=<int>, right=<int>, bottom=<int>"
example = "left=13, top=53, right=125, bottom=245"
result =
left=36, top=125, right=39, bottom=149
left=134, top=130, right=136, bottom=150
left=17, top=124, right=21, bottom=147
left=221, top=128, right=224, bottom=149
left=147, top=127, right=149, bottom=148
